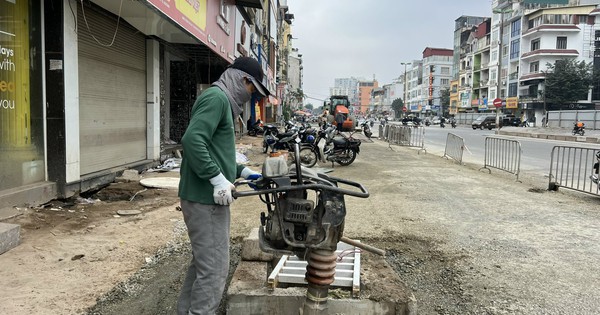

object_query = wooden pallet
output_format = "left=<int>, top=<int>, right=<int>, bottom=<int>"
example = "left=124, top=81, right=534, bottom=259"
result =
left=267, top=241, right=361, bottom=297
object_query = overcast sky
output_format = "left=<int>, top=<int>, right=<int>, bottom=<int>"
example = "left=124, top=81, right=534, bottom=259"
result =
left=287, top=0, right=493, bottom=106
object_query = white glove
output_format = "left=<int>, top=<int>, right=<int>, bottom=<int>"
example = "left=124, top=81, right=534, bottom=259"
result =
left=240, top=167, right=262, bottom=180
left=209, top=173, right=235, bottom=205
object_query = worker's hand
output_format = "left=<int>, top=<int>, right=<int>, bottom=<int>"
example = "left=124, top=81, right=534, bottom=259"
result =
left=241, top=167, right=262, bottom=190
left=209, top=173, right=235, bottom=205
left=241, top=167, right=262, bottom=180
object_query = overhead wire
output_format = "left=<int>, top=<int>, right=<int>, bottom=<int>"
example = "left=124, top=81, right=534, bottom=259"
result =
left=79, top=0, right=123, bottom=47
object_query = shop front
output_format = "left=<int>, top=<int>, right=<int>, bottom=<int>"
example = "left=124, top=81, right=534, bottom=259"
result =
left=0, top=0, right=46, bottom=205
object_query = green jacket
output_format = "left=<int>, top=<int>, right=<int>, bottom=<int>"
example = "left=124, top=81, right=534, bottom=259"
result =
left=178, top=86, right=245, bottom=204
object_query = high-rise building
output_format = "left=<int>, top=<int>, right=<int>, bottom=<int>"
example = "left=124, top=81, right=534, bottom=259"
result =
left=330, top=77, right=359, bottom=108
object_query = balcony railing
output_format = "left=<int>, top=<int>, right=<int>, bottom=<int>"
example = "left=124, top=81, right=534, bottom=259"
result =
left=509, top=72, right=519, bottom=80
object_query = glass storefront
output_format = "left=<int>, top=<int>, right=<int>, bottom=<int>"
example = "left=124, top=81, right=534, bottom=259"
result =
left=0, top=0, right=44, bottom=190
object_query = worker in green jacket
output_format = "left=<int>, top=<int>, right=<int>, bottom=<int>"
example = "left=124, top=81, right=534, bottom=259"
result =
left=177, top=57, right=269, bottom=315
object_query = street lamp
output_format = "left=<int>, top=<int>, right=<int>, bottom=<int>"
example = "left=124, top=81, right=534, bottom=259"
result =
left=401, top=62, right=409, bottom=118
left=493, top=7, right=514, bottom=131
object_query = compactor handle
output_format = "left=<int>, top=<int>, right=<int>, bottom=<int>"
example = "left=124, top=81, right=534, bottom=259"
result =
left=233, top=176, right=369, bottom=199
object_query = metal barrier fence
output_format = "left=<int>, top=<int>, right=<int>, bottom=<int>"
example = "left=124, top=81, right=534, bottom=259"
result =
left=378, top=124, right=389, bottom=140
left=386, top=125, right=426, bottom=154
left=443, top=133, right=465, bottom=164
left=479, top=137, right=522, bottom=181
left=548, top=146, right=600, bottom=196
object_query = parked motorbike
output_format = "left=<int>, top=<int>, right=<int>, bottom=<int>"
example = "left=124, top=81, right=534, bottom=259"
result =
left=303, top=124, right=361, bottom=167
left=572, top=122, right=585, bottom=136
left=360, top=121, right=372, bottom=138
left=247, top=119, right=264, bottom=136
left=451, top=120, right=457, bottom=128
left=262, top=124, right=317, bottom=168
left=297, top=123, right=318, bottom=145
left=440, top=121, right=446, bottom=128
left=425, top=120, right=431, bottom=127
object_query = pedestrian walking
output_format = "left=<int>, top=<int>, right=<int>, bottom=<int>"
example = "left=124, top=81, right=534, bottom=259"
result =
left=320, top=108, right=329, bottom=127
left=335, top=111, right=345, bottom=131
left=177, top=57, right=269, bottom=315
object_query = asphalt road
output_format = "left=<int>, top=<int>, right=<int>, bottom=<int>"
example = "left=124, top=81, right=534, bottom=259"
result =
left=377, top=123, right=600, bottom=181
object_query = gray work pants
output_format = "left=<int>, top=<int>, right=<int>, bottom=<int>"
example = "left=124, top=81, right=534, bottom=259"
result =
left=177, top=200, right=230, bottom=315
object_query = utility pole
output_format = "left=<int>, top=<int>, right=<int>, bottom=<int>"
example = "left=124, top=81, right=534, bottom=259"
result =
left=401, top=62, right=409, bottom=118
left=493, top=7, right=513, bottom=131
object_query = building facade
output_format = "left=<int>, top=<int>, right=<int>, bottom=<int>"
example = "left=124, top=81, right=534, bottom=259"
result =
left=0, top=0, right=291, bottom=209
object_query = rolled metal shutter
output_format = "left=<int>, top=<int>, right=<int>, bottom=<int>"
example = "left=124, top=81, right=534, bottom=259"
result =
left=77, top=5, right=146, bottom=175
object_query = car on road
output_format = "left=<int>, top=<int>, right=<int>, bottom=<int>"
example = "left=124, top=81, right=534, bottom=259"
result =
left=502, top=115, right=521, bottom=127
left=472, top=115, right=497, bottom=130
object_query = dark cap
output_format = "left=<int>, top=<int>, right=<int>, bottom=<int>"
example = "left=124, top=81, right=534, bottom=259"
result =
left=230, top=57, right=270, bottom=97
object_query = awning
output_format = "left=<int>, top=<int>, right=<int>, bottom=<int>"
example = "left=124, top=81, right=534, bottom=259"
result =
left=268, top=95, right=279, bottom=105
left=236, top=0, right=263, bottom=9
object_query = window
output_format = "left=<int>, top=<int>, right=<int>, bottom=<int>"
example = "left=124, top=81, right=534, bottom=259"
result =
left=440, top=67, right=450, bottom=75
left=556, top=37, right=567, bottom=49
left=508, top=82, right=518, bottom=97
left=531, top=38, right=540, bottom=51
left=511, top=19, right=521, bottom=37
left=510, top=39, right=520, bottom=59
left=528, top=85, right=539, bottom=98
left=529, top=61, right=539, bottom=73
left=441, top=78, right=450, bottom=85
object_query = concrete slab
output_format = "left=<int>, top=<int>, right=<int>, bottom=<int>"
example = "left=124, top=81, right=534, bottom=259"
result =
left=0, top=223, right=20, bottom=255
left=241, top=228, right=274, bottom=262
left=227, top=258, right=416, bottom=315
left=0, top=181, right=56, bottom=210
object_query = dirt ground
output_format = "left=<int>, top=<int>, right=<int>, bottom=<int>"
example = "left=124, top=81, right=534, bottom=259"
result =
left=2, top=133, right=600, bottom=314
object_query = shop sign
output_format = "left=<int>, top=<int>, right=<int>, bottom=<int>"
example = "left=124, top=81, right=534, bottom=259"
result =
left=460, top=92, right=471, bottom=108
left=506, top=97, right=519, bottom=109
left=1, top=0, right=30, bottom=146
left=147, top=0, right=208, bottom=40
left=147, top=0, right=235, bottom=63
left=479, top=97, right=488, bottom=110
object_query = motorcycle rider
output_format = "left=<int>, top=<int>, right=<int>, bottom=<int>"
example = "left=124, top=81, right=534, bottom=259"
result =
left=573, top=121, right=585, bottom=135
left=319, top=108, right=329, bottom=127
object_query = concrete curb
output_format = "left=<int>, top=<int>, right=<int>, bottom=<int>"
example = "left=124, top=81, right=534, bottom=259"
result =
left=0, top=223, right=20, bottom=255
left=498, top=130, right=600, bottom=144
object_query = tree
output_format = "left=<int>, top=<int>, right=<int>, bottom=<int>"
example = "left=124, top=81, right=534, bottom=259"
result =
left=542, top=59, right=595, bottom=107
left=304, top=103, right=313, bottom=111
left=391, top=98, right=404, bottom=118
left=440, top=87, right=450, bottom=116
left=288, top=89, right=305, bottom=109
